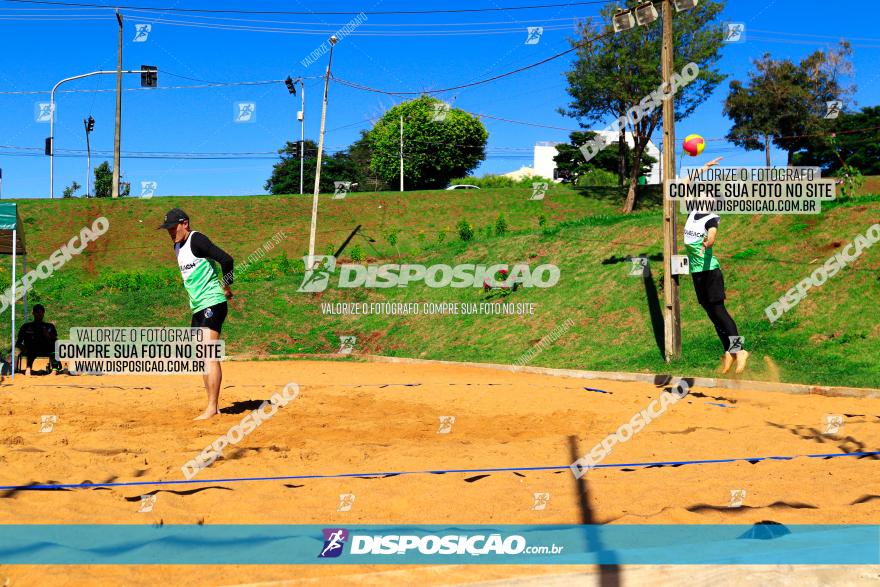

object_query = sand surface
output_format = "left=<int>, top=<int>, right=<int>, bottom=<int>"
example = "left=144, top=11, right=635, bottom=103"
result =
left=1, top=359, right=878, bottom=585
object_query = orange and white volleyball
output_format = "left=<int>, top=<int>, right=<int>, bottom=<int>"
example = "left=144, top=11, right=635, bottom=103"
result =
left=683, top=134, right=705, bottom=156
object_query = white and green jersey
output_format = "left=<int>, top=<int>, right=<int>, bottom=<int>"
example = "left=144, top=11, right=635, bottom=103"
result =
left=683, top=212, right=721, bottom=273
left=175, top=231, right=232, bottom=313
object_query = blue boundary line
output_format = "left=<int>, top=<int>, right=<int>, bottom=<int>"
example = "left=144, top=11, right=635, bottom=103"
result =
left=2, top=451, right=878, bottom=491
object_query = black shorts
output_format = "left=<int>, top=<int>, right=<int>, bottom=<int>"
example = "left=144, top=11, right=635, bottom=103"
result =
left=691, top=268, right=726, bottom=306
left=191, top=301, right=228, bottom=334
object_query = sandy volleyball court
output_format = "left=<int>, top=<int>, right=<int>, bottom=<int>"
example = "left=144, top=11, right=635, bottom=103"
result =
left=1, top=360, right=879, bottom=585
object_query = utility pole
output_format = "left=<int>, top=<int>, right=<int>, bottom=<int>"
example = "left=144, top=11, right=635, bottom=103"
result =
left=309, top=35, right=337, bottom=270
left=285, top=76, right=306, bottom=195
left=299, top=79, right=305, bottom=195
left=112, top=9, right=123, bottom=199
left=661, top=0, right=681, bottom=361
left=399, top=115, right=404, bottom=192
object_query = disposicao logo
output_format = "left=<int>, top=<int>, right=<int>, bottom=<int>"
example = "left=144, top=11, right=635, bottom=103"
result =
left=297, top=256, right=560, bottom=293
left=318, top=528, right=349, bottom=558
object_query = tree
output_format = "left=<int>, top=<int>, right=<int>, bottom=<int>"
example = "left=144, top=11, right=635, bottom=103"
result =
left=560, top=1, right=726, bottom=213
left=93, top=161, right=129, bottom=198
left=265, top=139, right=370, bottom=195
left=724, top=42, right=854, bottom=166
left=62, top=181, right=81, bottom=198
left=265, top=139, right=318, bottom=195
left=368, top=95, right=488, bottom=190
left=791, top=106, right=879, bottom=176
left=554, top=131, right=655, bottom=186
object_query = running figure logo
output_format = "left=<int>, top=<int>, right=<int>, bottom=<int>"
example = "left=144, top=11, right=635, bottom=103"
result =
left=724, top=23, right=745, bottom=43
left=234, top=102, right=256, bottom=123
left=530, top=182, right=548, bottom=200
left=40, top=415, right=57, bottom=433
left=298, top=255, right=337, bottom=293
left=318, top=528, right=349, bottom=558
left=338, top=336, right=356, bottom=355
left=532, top=493, right=551, bottom=511
left=337, top=494, right=356, bottom=512
left=824, top=414, right=844, bottom=435
left=138, top=494, right=157, bottom=513
left=728, top=336, right=744, bottom=354
left=438, top=415, right=456, bottom=434
left=728, top=489, right=746, bottom=508
left=825, top=100, right=843, bottom=120
left=141, top=181, right=157, bottom=198
left=333, top=182, right=352, bottom=199
left=431, top=102, right=451, bottom=122
left=35, top=103, right=54, bottom=123
left=133, top=24, right=151, bottom=42
left=525, top=27, right=543, bottom=45
left=629, top=257, right=649, bottom=277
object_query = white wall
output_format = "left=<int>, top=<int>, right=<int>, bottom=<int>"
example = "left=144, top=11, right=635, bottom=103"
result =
left=532, top=134, right=661, bottom=184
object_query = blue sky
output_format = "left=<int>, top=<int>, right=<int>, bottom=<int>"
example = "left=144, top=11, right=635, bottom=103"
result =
left=0, top=0, right=876, bottom=198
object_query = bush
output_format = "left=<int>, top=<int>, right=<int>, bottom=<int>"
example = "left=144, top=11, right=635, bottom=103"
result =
left=495, top=213, right=508, bottom=236
left=457, top=219, right=474, bottom=242
left=576, top=168, right=618, bottom=187
left=349, top=244, right=364, bottom=262
left=449, top=174, right=554, bottom=189
left=834, top=164, right=865, bottom=199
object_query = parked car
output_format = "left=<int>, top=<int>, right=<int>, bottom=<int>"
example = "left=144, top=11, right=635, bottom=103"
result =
left=446, top=184, right=481, bottom=190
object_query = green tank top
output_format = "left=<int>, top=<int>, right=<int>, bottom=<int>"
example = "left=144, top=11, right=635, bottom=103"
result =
left=175, top=232, right=228, bottom=313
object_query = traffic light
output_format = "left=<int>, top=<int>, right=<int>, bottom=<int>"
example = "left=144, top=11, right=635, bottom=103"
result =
left=141, top=65, right=158, bottom=88
left=45, top=137, right=52, bottom=156
left=285, top=76, right=297, bottom=95
left=85, top=116, right=95, bottom=133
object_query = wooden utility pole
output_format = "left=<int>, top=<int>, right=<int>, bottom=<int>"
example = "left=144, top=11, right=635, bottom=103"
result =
left=399, top=115, right=404, bottom=192
left=112, top=9, right=123, bottom=199
left=661, top=0, right=681, bottom=360
left=309, top=36, right=337, bottom=269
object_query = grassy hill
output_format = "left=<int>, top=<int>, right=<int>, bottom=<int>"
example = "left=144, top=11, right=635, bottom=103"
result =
left=2, top=182, right=878, bottom=388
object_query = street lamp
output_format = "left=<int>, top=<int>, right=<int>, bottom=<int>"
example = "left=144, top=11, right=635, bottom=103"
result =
left=47, top=66, right=156, bottom=198
left=285, top=75, right=306, bottom=195
left=672, top=0, right=699, bottom=12
left=308, top=34, right=338, bottom=270
left=84, top=115, right=94, bottom=197
left=634, top=2, right=659, bottom=26
left=612, top=9, right=636, bottom=32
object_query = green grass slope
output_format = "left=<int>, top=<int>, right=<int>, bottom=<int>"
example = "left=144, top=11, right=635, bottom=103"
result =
left=2, top=184, right=878, bottom=388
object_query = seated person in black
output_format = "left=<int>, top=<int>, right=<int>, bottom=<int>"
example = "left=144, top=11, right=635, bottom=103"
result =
left=16, top=304, right=63, bottom=375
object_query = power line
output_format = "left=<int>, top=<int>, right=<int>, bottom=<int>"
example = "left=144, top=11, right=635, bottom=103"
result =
left=331, top=30, right=611, bottom=96
left=124, top=16, right=578, bottom=36
left=0, top=0, right=607, bottom=15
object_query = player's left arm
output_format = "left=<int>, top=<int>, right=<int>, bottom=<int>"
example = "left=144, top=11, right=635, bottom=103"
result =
left=191, top=233, right=234, bottom=298
left=703, top=217, right=720, bottom=249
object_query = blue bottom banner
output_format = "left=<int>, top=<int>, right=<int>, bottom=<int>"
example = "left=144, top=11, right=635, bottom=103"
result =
left=1, top=524, right=878, bottom=564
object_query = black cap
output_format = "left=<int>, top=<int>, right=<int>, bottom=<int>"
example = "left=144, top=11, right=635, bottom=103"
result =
left=158, top=208, right=189, bottom=229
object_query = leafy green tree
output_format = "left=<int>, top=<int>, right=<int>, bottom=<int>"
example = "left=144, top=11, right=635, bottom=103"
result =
left=724, top=42, right=854, bottom=166
left=369, top=96, right=488, bottom=190
left=62, top=181, right=81, bottom=198
left=265, top=140, right=318, bottom=195
left=93, top=161, right=129, bottom=198
left=791, top=105, right=880, bottom=175
left=554, top=131, right=655, bottom=186
left=265, top=140, right=363, bottom=195
left=560, top=0, right=726, bottom=213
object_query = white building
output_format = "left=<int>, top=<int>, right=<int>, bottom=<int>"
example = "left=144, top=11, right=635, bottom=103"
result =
left=506, top=134, right=662, bottom=184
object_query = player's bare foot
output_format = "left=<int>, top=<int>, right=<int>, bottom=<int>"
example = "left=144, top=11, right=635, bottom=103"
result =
left=193, top=407, right=220, bottom=421
left=720, top=352, right=734, bottom=374
left=735, top=350, right=750, bottom=374
left=24, top=368, right=31, bottom=376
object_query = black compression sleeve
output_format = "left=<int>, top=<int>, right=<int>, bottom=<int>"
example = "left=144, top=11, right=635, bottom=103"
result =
left=190, top=232, right=235, bottom=285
